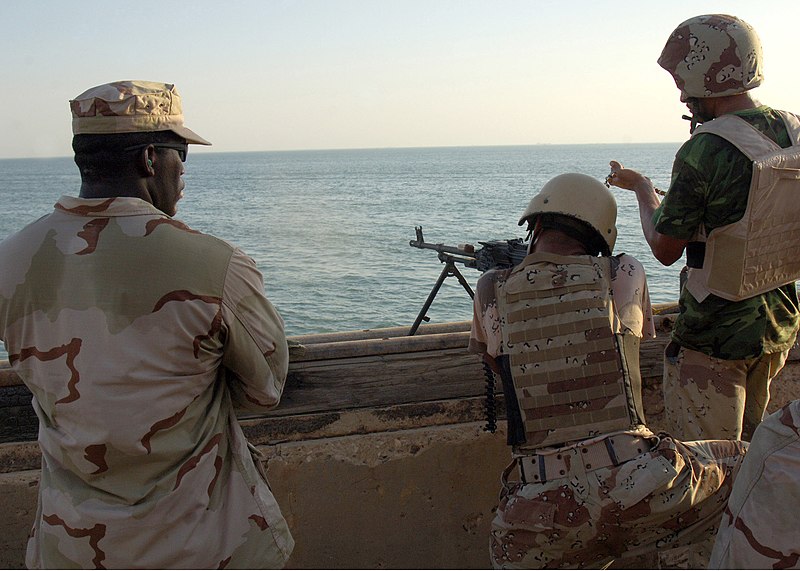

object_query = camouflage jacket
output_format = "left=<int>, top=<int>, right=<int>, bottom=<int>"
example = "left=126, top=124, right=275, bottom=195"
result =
left=0, top=197, right=293, bottom=569
left=654, top=106, right=800, bottom=360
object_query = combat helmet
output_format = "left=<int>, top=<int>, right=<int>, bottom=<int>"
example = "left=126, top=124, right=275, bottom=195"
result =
left=658, top=14, right=763, bottom=98
left=518, top=173, right=617, bottom=256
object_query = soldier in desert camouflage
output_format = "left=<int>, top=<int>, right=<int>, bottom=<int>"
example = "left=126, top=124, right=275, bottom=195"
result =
left=0, top=81, right=293, bottom=568
left=709, top=398, right=800, bottom=568
left=607, top=14, right=800, bottom=442
left=469, top=173, right=747, bottom=568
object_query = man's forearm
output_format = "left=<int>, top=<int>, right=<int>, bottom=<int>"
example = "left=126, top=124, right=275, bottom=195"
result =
left=632, top=182, right=687, bottom=266
left=632, top=180, right=662, bottom=252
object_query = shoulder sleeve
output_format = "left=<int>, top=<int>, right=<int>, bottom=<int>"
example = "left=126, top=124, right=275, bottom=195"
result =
left=469, top=294, right=488, bottom=356
left=656, top=130, right=757, bottom=237
left=611, top=255, right=656, bottom=339
left=469, top=270, right=504, bottom=357
left=653, top=138, right=709, bottom=240
left=220, top=248, right=289, bottom=412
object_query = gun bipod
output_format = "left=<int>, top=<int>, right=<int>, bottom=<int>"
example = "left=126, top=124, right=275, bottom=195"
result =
left=408, top=253, right=474, bottom=336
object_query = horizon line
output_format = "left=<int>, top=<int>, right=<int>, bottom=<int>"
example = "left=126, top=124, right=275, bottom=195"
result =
left=0, top=140, right=685, bottom=161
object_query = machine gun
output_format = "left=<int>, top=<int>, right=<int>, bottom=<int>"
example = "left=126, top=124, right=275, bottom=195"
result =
left=408, top=226, right=527, bottom=335
left=409, top=225, right=528, bottom=274
left=409, top=226, right=528, bottom=433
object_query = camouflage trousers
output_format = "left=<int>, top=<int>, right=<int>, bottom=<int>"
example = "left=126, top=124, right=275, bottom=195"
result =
left=709, top=399, right=800, bottom=569
left=663, top=343, right=790, bottom=441
left=490, top=434, right=746, bottom=570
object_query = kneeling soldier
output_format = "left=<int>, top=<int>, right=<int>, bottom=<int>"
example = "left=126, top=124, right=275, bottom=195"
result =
left=469, top=173, right=747, bottom=569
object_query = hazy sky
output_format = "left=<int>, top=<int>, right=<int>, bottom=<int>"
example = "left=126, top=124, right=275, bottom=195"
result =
left=2, top=0, right=798, bottom=159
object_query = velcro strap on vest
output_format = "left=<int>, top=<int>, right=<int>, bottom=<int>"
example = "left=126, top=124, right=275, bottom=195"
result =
left=509, top=335, right=617, bottom=365
left=507, top=296, right=605, bottom=322
left=512, top=359, right=621, bottom=386
left=505, top=281, right=601, bottom=303
left=507, top=315, right=610, bottom=345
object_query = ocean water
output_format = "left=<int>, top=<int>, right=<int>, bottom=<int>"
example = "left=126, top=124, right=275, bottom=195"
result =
left=0, top=144, right=682, bottom=350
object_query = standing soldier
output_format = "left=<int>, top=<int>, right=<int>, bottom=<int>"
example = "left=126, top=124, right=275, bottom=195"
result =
left=0, top=81, right=294, bottom=569
left=470, top=173, right=747, bottom=569
left=607, top=14, right=800, bottom=441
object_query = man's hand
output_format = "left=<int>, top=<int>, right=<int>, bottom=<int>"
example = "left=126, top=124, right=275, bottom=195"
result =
left=606, top=160, right=688, bottom=266
left=606, top=160, right=656, bottom=195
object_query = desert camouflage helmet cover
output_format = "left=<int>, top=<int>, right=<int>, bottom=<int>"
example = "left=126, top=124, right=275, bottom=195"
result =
left=70, top=80, right=211, bottom=145
left=518, top=173, right=618, bottom=254
left=658, top=14, right=763, bottom=98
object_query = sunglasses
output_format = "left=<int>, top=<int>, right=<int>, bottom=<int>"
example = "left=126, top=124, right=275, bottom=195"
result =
left=124, top=142, right=188, bottom=162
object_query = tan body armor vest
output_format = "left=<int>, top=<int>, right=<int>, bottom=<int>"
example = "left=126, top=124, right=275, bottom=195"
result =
left=495, top=253, right=645, bottom=451
left=685, top=110, right=800, bottom=302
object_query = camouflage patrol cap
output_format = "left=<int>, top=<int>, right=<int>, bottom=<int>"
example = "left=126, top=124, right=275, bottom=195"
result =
left=70, top=81, right=211, bottom=145
left=658, top=14, right=763, bottom=98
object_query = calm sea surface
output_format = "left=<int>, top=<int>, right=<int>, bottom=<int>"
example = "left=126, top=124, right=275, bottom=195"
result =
left=0, top=144, right=682, bottom=358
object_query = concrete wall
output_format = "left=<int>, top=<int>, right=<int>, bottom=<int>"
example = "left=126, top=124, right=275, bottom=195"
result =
left=0, top=422, right=510, bottom=570
left=271, top=423, right=508, bottom=569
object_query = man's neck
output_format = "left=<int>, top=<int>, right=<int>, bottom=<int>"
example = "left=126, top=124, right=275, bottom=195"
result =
left=79, top=180, right=151, bottom=203
left=531, top=231, right=590, bottom=256
left=711, top=92, right=760, bottom=117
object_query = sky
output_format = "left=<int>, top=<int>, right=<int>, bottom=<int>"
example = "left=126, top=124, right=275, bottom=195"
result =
left=1, top=0, right=798, bottom=159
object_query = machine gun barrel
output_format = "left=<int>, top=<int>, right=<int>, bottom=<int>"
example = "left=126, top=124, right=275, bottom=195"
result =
left=409, top=226, right=478, bottom=265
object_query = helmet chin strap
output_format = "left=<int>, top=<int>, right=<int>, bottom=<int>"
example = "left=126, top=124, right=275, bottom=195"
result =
left=681, top=95, right=718, bottom=134
left=682, top=113, right=703, bottom=134
left=525, top=220, right=539, bottom=254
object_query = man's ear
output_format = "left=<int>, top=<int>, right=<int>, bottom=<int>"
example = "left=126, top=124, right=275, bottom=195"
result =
left=138, top=145, right=156, bottom=176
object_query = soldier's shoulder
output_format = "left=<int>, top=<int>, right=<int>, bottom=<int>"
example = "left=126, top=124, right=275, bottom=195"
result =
left=609, top=253, right=648, bottom=284
left=0, top=213, right=53, bottom=256
left=478, top=267, right=512, bottom=283
left=161, top=218, right=241, bottom=253
left=613, top=252, right=642, bottom=265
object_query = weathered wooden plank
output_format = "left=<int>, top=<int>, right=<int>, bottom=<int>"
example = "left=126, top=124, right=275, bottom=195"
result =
left=294, top=331, right=472, bottom=361
left=292, top=321, right=472, bottom=344
left=240, top=395, right=499, bottom=447
left=9, top=306, right=799, bottom=447
left=274, top=347, right=486, bottom=416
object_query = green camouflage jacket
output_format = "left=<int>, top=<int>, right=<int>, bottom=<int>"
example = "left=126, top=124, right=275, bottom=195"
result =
left=653, top=106, right=800, bottom=360
left=0, top=196, right=293, bottom=569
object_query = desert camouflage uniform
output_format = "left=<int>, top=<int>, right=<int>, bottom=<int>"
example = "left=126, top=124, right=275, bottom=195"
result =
left=470, top=253, right=746, bottom=569
left=0, top=196, right=293, bottom=569
left=654, top=106, right=800, bottom=440
left=709, top=399, right=800, bottom=569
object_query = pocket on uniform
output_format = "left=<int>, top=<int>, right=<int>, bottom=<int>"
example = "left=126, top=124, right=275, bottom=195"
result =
left=501, top=494, right=557, bottom=531
left=247, top=441, right=272, bottom=489
left=607, top=454, right=678, bottom=510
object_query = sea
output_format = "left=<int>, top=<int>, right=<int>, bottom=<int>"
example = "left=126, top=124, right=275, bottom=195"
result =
left=0, top=143, right=682, bottom=358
